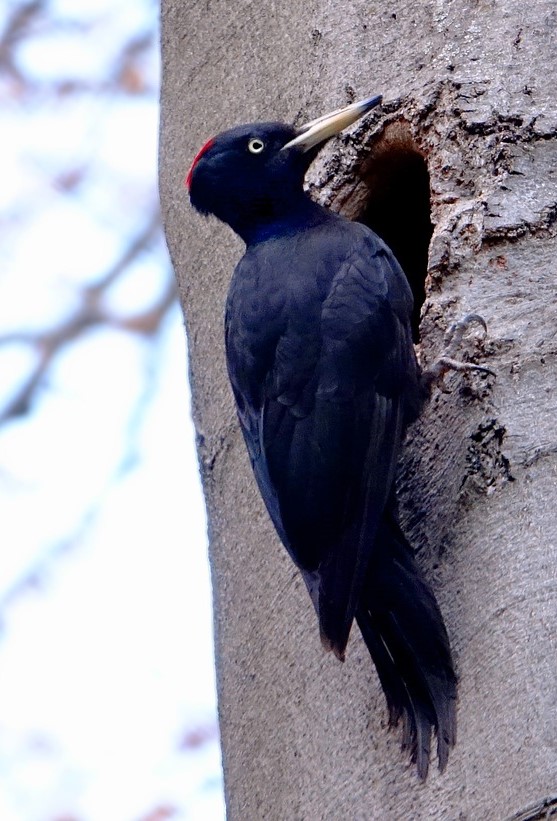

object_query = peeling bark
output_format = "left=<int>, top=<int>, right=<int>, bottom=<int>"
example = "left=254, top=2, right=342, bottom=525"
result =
left=160, top=1, right=557, bottom=817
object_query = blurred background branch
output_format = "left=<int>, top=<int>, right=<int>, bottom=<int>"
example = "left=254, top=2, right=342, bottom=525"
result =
left=0, top=1, right=222, bottom=818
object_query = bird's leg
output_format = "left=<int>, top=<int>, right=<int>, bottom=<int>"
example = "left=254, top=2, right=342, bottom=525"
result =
left=421, top=313, right=495, bottom=395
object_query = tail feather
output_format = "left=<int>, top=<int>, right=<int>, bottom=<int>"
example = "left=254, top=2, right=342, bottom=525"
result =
left=355, top=517, right=456, bottom=780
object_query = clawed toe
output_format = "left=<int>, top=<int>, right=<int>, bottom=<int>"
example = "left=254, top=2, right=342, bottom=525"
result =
left=444, top=313, right=487, bottom=357
left=422, top=314, right=495, bottom=394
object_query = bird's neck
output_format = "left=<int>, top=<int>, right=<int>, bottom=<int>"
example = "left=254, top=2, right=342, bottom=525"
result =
left=233, top=192, right=330, bottom=246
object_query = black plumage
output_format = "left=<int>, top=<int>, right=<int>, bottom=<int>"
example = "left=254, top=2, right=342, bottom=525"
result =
left=187, top=97, right=456, bottom=779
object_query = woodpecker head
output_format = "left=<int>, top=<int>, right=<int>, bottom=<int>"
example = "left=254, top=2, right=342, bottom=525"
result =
left=186, top=95, right=382, bottom=239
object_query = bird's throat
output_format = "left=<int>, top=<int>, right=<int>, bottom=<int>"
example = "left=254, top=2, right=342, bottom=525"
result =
left=234, top=194, right=328, bottom=246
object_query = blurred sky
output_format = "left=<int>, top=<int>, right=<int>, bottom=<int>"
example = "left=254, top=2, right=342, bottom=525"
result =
left=0, top=1, right=224, bottom=819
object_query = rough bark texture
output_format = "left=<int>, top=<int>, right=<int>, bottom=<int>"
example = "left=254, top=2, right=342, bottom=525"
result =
left=160, top=2, right=557, bottom=818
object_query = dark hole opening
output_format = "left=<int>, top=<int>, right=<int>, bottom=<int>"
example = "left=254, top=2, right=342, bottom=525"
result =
left=354, top=124, right=433, bottom=341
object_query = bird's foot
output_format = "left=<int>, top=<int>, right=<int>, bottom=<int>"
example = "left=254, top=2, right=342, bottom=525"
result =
left=422, top=314, right=495, bottom=395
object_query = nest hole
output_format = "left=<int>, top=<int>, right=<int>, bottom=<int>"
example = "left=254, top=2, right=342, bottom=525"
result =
left=354, top=122, right=433, bottom=341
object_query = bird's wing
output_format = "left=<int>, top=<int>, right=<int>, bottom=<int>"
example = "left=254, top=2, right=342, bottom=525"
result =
left=227, top=225, right=418, bottom=657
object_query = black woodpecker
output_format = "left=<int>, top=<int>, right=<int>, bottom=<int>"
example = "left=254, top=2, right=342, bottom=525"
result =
left=187, top=96, right=457, bottom=780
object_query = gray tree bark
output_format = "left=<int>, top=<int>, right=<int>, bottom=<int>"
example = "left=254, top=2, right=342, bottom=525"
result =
left=160, top=1, right=557, bottom=818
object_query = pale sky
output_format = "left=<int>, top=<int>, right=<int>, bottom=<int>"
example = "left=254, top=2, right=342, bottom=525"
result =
left=0, top=2, right=224, bottom=818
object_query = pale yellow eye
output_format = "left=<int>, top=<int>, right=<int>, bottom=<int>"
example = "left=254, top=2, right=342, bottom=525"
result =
left=248, top=138, right=265, bottom=154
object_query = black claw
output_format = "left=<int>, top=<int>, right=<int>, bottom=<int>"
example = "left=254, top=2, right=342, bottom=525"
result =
left=423, top=314, right=495, bottom=395
left=444, top=313, right=488, bottom=358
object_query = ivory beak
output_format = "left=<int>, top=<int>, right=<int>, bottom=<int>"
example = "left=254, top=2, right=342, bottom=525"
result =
left=281, top=94, right=382, bottom=152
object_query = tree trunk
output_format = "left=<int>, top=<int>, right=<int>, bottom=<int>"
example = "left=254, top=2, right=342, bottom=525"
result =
left=159, top=1, right=557, bottom=817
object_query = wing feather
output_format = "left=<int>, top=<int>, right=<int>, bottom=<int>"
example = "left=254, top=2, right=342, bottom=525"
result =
left=226, top=219, right=419, bottom=654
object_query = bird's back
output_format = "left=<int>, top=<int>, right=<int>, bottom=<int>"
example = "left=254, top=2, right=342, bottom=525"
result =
left=226, top=213, right=419, bottom=608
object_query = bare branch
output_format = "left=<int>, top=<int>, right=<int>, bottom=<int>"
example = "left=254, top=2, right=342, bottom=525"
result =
left=0, top=209, right=176, bottom=425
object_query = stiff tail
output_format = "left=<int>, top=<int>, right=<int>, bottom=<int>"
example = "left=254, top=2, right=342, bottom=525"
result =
left=355, top=516, right=457, bottom=780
